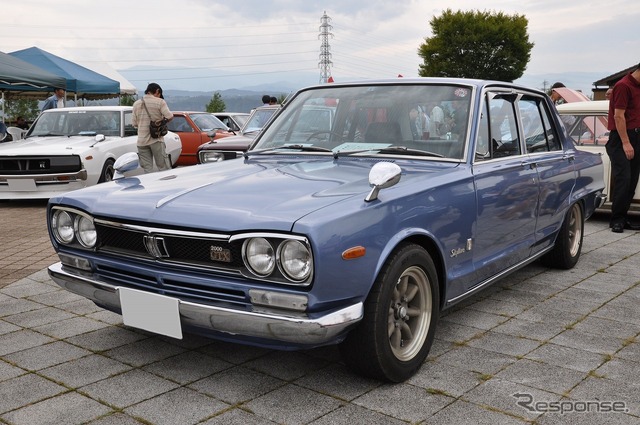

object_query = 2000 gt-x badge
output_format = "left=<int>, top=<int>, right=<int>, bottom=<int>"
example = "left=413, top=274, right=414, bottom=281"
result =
left=210, top=245, right=231, bottom=262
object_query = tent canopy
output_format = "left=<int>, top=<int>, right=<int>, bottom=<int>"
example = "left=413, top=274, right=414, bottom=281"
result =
left=80, top=61, right=137, bottom=95
left=10, top=47, right=120, bottom=100
left=0, top=50, right=67, bottom=94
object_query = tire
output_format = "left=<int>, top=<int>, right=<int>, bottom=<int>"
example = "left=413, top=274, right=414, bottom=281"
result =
left=541, top=202, right=583, bottom=269
left=339, top=243, right=440, bottom=382
left=98, top=159, right=115, bottom=183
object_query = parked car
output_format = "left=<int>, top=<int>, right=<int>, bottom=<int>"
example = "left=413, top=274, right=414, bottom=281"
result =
left=0, top=106, right=181, bottom=200
left=167, top=112, right=233, bottom=166
left=46, top=79, right=605, bottom=382
left=198, top=105, right=281, bottom=163
left=213, top=112, right=250, bottom=132
left=556, top=100, right=639, bottom=211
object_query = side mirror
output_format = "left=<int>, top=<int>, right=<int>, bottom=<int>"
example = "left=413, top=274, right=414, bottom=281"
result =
left=94, top=134, right=106, bottom=142
left=113, top=152, right=140, bottom=180
left=365, top=162, right=402, bottom=202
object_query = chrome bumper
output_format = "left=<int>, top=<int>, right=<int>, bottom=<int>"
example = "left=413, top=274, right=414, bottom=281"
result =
left=48, top=262, right=363, bottom=346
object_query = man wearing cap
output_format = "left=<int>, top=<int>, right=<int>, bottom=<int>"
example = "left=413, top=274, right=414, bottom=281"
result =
left=606, top=62, right=640, bottom=232
left=42, top=88, right=65, bottom=111
left=132, top=82, right=173, bottom=173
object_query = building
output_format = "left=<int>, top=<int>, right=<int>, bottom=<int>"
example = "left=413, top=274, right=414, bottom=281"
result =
left=592, top=64, right=637, bottom=100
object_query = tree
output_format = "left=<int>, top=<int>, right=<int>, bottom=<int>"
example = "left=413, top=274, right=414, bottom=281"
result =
left=205, top=92, right=225, bottom=112
left=418, top=9, right=534, bottom=82
left=119, top=94, right=136, bottom=106
left=4, top=99, right=40, bottom=123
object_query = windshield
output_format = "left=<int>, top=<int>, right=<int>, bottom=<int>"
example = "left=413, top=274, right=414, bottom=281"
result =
left=253, top=84, right=473, bottom=159
left=191, top=114, right=228, bottom=132
left=29, top=110, right=122, bottom=137
left=562, top=113, right=609, bottom=146
left=234, top=114, right=249, bottom=128
left=243, top=108, right=279, bottom=133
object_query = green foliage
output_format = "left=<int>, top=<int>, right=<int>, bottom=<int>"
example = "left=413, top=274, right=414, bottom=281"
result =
left=119, top=94, right=136, bottom=106
left=4, top=99, right=40, bottom=122
left=205, top=91, right=226, bottom=113
left=418, top=9, right=534, bottom=82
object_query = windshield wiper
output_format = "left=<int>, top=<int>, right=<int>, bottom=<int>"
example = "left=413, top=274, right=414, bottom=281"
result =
left=377, top=146, right=444, bottom=158
left=37, top=133, right=65, bottom=137
left=275, top=144, right=332, bottom=152
left=245, top=144, right=332, bottom=158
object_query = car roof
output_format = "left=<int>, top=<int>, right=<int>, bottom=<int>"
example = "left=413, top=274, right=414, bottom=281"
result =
left=42, top=106, right=132, bottom=112
left=556, top=100, right=609, bottom=114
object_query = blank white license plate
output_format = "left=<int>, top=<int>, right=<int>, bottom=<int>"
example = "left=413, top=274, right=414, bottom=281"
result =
left=7, top=179, right=37, bottom=191
left=118, top=287, right=182, bottom=339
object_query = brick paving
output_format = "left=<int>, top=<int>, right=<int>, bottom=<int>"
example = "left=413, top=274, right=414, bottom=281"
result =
left=0, top=205, right=639, bottom=424
left=0, top=200, right=58, bottom=288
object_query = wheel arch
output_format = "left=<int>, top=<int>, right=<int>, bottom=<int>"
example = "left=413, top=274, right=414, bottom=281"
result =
left=375, top=230, right=447, bottom=310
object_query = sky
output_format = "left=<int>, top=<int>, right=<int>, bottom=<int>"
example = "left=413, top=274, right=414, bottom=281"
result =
left=2, top=0, right=638, bottom=95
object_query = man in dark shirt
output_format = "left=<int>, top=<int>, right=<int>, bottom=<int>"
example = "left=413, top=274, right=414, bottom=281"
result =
left=605, top=62, right=640, bottom=232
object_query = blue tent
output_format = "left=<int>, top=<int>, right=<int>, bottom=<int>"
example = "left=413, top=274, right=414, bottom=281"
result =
left=9, top=47, right=120, bottom=100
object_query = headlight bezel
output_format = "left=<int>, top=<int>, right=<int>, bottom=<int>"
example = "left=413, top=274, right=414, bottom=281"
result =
left=51, top=207, right=97, bottom=249
left=52, top=209, right=75, bottom=244
left=74, top=214, right=97, bottom=248
left=238, top=234, right=314, bottom=286
left=277, top=239, right=312, bottom=282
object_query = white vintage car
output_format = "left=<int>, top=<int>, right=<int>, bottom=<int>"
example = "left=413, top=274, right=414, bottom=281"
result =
left=556, top=100, right=640, bottom=210
left=0, top=106, right=182, bottom=200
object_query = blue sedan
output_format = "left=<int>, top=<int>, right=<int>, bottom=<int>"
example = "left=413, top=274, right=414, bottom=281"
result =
left=46, top=78, right=605, bottom=382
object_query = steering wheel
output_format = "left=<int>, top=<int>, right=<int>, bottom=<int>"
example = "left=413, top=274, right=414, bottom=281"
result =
left=306, top=130, right=342, bottom=142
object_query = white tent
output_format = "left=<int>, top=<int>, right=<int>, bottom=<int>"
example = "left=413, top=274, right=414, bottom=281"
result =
left=80, top=62, right=137, bottom=95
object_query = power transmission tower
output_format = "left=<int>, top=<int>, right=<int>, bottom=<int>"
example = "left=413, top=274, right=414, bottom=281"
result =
left=318, top=11, right=333, bottom=84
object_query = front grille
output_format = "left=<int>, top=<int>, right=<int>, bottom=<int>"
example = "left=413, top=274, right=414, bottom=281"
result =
left=95, top=221, right=244, bottom=271
left=0, top=155, right=82, bottom=175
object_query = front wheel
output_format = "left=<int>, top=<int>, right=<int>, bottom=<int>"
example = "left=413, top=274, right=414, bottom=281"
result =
left=98, top=159, right=115, bottom=183
left=541, top=202, right=584, bottom=269
left=339, top=243, right=439, bottom=382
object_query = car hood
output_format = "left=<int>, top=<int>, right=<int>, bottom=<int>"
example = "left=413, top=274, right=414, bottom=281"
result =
left=54, top=157, right=458, bottom=232
left=198, top=133, right=254, bottom=151
left=0, top=135, right=105, bottom=155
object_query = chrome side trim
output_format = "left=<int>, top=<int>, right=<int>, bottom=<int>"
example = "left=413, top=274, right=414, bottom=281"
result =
left=445, top=246, right=552, bottom=306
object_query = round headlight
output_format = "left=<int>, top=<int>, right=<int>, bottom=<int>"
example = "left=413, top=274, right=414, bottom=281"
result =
left=278, top=240, right=312, bottom=282
left=52, top=210, right=74, bottom=244
left=244, top=238, right=275, bottom=276
left=75, top=215, right=97, bottom=248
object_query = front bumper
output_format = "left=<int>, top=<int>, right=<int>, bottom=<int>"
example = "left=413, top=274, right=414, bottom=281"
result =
left=0, top=170, right=88, bottom=199
left=48, top=262, right=363, bottom=346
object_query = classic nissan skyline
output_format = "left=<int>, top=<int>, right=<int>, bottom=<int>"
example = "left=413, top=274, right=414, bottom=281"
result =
left=46, top=78, right=605, bottom=382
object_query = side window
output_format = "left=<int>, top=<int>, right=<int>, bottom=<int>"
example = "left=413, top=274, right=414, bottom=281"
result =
left=541, top=104, right=561, bottom=151
left=124, top=111, right=137, bottom=137
left=520, top=95, right=561, bottom=153
left=488, top=95, right=521, bottom=158
left=475, top=99, right=490, bottom=160
left=167, top=116, right=192, bottom=133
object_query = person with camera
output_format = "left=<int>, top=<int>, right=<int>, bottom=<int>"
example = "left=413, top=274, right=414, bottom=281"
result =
left=132, top=82, right=173, bottom=173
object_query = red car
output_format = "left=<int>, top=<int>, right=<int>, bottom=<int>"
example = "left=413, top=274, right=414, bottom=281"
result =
left=168, top=112, right=233, bottom=166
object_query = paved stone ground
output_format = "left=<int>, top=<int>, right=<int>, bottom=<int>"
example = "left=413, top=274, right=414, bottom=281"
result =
left=0, top=205, right=639, bottom=424
left=0, top=200, right=57, bottom=288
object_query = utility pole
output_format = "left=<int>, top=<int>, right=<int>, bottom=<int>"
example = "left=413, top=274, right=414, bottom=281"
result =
left=318, top=11, right=333, bottom=84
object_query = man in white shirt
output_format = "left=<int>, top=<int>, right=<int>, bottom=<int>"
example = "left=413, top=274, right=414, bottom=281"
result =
left=41, top=88, right=65, bottom=111
left=429, top=102, right=444, bottom=137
